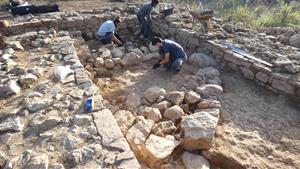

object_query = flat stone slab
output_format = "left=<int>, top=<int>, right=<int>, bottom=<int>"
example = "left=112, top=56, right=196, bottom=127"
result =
left=92, top=109, right=140, bottom=169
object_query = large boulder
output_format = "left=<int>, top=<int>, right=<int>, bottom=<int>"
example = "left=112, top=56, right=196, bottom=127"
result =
left=188, top=53, right=218, bottom=68
left=114, top=110, right=136, bottom=134
left=125, top=93, right=141, bottom=112
left=195, top=67, right=220, bottom=79
left=181, top=109, right=220, bottom=150
left=143, top=86, right=166, bottom=103
left=141, top=135, right=180, bottom=168
left=164, top=91, right=185, bottom=105
left=164, top=105, right=185, bottom=122
left=0, top=80, right=20, bottom=98
left=24, top=154, right=49, bottom=169
left=143, top=107, right=162, bottom=122
left=156, top=100, right=172, bottom=112
left=182, top=152, right=210, bottom=169
left=152, top=121, right=176, bottom=137
left=196, top=84, right=223, bottom=99
left=126, top=117, right=154, bottom=158
left=111, top=47, right=124, bottom=58
left=121, top=52, right=141, bottom=66
left=289, top=34, right=300, bottom=48
left=0, top=116, right=23, bottom=132
left=185, top=91, right=201, bottom=104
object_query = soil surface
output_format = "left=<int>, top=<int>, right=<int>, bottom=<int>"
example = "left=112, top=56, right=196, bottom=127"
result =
left=211, top=67, right=300, bottom=169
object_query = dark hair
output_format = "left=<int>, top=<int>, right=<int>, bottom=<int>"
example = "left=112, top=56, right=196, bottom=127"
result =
left=152, top=37, right=162, bottom=46
left=151, top=0, right=159, bottom=6
left=114, top=18, right=121, bottom=25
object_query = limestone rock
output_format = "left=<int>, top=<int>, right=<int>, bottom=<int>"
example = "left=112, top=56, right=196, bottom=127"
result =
left=165, top=91, right=185, bottom=105
left=182, top=152, right=210, bottom=169
left=28, top=66, right=43, bottom=78
left=149, top=42, right=158, bottom=52
left=98, top=47, right=111, bottom=58
left=126, top=117, right=154, bottom=158
left=30, top=114, right=61, bottom=133
left=289, top=34, right=300, bottom=48
left=61, top=134, right=82, bottom=150
left=195, top=67, right=220, bottom=79
left=0, top=80, right=20, bottom=98
left=196, top=84, right=223, bottom=99
left=7, top=41, right=24, bottom=51
left=20, top=73, right=38, bottom=87
left=143, top=107, right=162, bottom=122
left=188, top=53, right=218, bottom=68
left=0, top=116, right=23, bottom=132
left=73, top=114, right=92, bottom=126
left=140, top=46, right=149, bottom=54
left=181, top=109, right=220, bottom=150
left=223, top=23, right=235, bottom=33
left=95, top=57, right=104, bottom=68
left=104, top=59, right=115, bottom=69
left=24, top=154, right=49, bottom=169
left=24, top=97, right=50, bottom=113
left=129, top=48, right=144, bottom=56
left=157, top=100, right=172, bottom=112
left=164, top=105, right=185, bottom=122
left=143, top=86, right=166, bottom=103
left=142, top=135, right=180, bottom=167
left=114, top=110, right=136, bottom=134
left=121, top=52, right=141, bottom=66
left=111, top=47, right=124, bottom=58
left=185, top=91, right=201, bottom=104
left=0, top=133, right=12, bottom=144
left=152, top=121, right=176, bottom=137
left=125, top=93, right=141, bottom=112
left=65, top=146, right=95, bottom=168
left=197, top=99, right=221, bottom=109
left=49, top=163, right=65, bottom=169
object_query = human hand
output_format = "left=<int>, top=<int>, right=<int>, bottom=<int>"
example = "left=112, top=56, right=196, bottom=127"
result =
left=152, top=63, right=161, bottom=69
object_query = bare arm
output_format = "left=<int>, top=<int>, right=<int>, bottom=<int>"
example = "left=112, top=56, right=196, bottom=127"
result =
left=112, top=34, right=122, bottom=45
left=159, top=53, right=170, bottom=64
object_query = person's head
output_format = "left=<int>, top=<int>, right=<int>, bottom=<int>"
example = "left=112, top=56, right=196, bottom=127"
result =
left=113, top=18, right=121, bottom=28
left=152, top=37, right=162, bottom=49
left=151, top=0, right=159, bottom=7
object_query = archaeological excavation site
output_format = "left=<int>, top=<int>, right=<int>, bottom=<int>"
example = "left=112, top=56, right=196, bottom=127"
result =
left=0, top=1, right=300, bottom=169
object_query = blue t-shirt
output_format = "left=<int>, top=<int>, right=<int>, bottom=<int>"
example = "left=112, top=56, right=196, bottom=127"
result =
left=97, top=20, right=115, bottom=36
left=137, top=2, right=153, bottom=18
left=162, top=39, right=187, bottom=62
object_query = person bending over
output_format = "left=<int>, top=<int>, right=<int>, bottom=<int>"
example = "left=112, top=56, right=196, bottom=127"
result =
left=96, top=18, right=124, bottom=46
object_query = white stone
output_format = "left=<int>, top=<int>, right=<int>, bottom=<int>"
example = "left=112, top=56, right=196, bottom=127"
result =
left=185, top=91, right=201, bottom=104
left=125, top=93, right=141, bottom=112
left=49, top=163, right=65, bottom=169
left=149, top=42, right=158, bottom=52
left=164, top=105, right=185, bottom=122
left=61, top=134, right=82, bottom=150
left=121, top=52, right=141, bottom=66
left=196, top=84, right=223, bottom=99
left=30, top=114, right=61, bottom=133
left=20, top=73, right=38, bottom=86
left=157, top=100, right=172, bottom=112
left=126, top=117, right=154, bottom=158
left=195, top=67, right=220, bottom=79
left=24, top=154, right=49, bottom=169
left=188, top=53, right=218, bottom=68
left=140, top=46, right=149, bottom=54
left=142, top=135, right=180, bottom=167
left=98, top=47, right=111, bottom=58
left=114, top=110, right=136, bottom=134
left=143, top=86, right=166, bottom=103
left=0, top=80, right=20, bottom=98
left=152, top=121, right=176, bottom=137
left=0, top=116, right=23, bottom=132
left=95, top=57, right=104, bottom=68
left=104, top=59, right=115, bottom=69
left=164, top=91, right=185, bottom=105
left=24, top=97, right=50, bottom=113
left=73, top=114, right=92, bottom=126
left=111, top=48, right=124, bottom=58
left=129, top=48, right=144, bottom=56
left=182, top=152, right=210, bottom=169
left=143, top=107, right=162, bottom=122
left=181, top=109, right=220, bottom=150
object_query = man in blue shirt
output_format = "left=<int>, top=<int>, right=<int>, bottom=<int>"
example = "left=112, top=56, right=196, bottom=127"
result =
left=137, top=0, right=159, bottom=39
left=96, top=18, right=123, bottom=46
left=152, top=37, right=187, bottom=73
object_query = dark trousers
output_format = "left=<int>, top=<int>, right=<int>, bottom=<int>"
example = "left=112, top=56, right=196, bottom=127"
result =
left=137, top=14, right=150, bottom=38
left=97, top=32, right=124, bottom=45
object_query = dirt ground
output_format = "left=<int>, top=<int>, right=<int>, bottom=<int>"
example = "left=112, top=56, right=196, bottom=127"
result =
left=211, top=68, right=300, bottom=169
